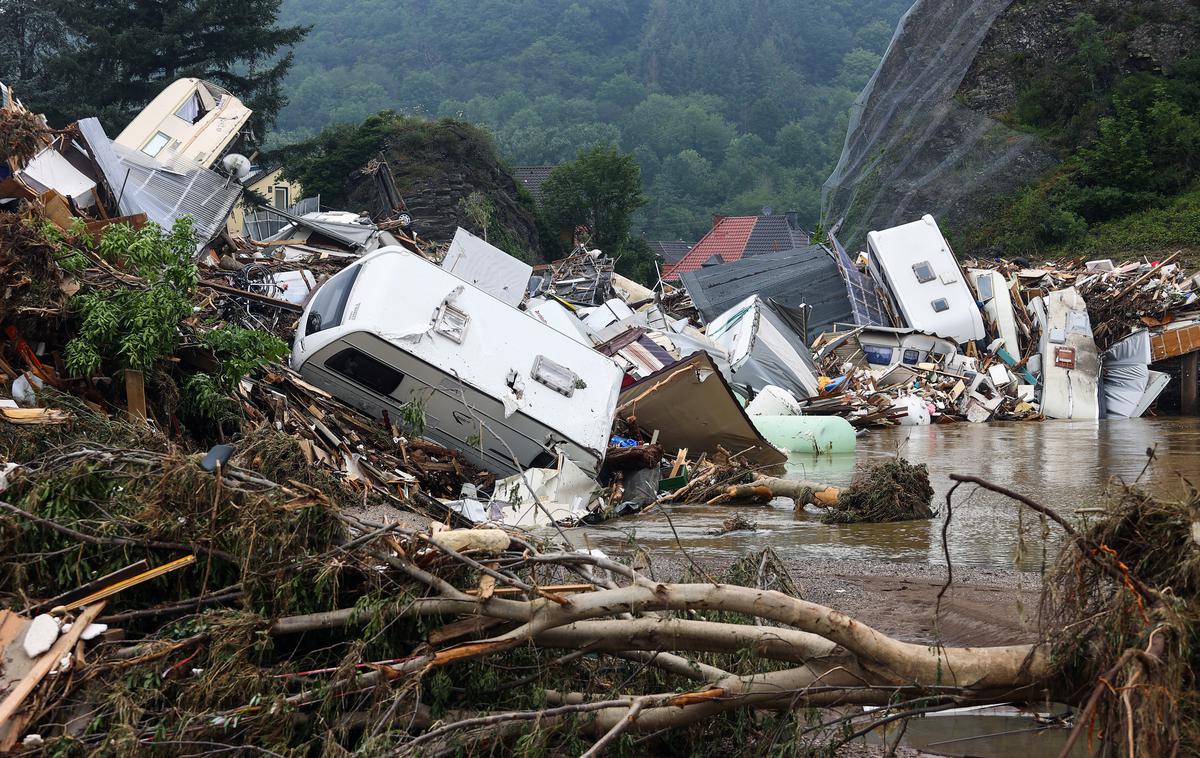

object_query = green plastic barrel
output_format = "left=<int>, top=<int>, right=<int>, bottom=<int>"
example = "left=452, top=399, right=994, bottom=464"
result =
left=751, top=415, right=857, bottom=456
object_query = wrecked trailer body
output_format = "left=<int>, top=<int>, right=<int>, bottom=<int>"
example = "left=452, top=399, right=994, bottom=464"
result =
left=617, top=350, right=787, bottom=472
left=704, top=295, right=821, bottom=400
left=866, top=214, right=985, bottom=344
left=1035, top=287, right=1100, bottom=420
left=291, top=246, right=623, bottom=476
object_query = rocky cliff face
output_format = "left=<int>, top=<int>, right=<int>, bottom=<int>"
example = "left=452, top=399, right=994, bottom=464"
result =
left=342, top=120, right=541, bottom=258
left=822, top=0, right=1200, bottom=252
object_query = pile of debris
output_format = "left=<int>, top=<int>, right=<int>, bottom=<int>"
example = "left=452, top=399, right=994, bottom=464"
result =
left=674, top=213, right=1198, bottom=427
left=2, top=74, right=819, bottom=541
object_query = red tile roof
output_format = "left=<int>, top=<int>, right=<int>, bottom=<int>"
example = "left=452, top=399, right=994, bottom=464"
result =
left=663, top=216, right=757, bottom=280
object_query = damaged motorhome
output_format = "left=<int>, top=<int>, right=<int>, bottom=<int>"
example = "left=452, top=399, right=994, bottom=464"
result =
left=291, top=246, right=623, bottom=476
left=114, top=78, right=252, bottom=169
left=704, top=295, right=821, bottom=400
left=866, top=215, right=985, bottom=345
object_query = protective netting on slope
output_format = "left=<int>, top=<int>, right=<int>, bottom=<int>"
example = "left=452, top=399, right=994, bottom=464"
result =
left=822, top=0, right=1059, bottom=252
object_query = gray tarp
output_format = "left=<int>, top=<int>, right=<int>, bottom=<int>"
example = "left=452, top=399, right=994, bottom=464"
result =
left=680, top=245, right=855, bottom=342
left=1102, top=330, right=1152, bottom=419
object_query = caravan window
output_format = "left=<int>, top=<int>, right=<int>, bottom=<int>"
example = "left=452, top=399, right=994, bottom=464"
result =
left=862, top=345, right=893, bottom=365
left=912, top=261, right=936, bottom=283
left=902, top=349, right=921, bottom=365
left=975, top=274, right=994, bottom=300
left=142, top=131, right=171, bottom=158
left=174, top=91, right=208, bottom=124
left=931, top=298, right=949, bottom=312
left=305, top=265, right=361, bottom=335
left=325, top=347, right=403, bottom=395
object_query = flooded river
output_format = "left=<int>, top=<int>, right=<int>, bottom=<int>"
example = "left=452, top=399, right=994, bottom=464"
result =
left=575, top=417, right=1200, bottom=570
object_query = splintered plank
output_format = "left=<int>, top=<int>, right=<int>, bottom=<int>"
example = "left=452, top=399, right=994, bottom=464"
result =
left=1151, top=324, right=1200, bottom=361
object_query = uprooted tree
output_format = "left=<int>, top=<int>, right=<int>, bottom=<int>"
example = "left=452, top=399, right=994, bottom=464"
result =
left=0, top=408, right=1194, bottom=756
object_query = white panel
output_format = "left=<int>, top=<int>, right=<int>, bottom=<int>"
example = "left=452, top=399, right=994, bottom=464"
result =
left=441, top=227, right=533, bottom=308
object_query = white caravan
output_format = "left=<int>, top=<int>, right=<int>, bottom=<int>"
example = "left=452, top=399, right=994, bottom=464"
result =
left=1036, top=287, right=1100, bottom=420
left=866, top=215, right=985, bottom=344
left=292, top=247, right=623, bottom=476
left=968, top=269, right=1020, bottom=355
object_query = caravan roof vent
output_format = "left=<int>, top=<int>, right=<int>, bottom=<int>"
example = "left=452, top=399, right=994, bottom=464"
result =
left=531, top=355, right=581, bottom=397
left=912, top=261, right=935, bottom=283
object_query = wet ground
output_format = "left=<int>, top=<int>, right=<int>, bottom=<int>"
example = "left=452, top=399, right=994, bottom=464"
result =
left=562, top=419, right=1197, bottom=756
left=573, top=417, right=1200, bottom=571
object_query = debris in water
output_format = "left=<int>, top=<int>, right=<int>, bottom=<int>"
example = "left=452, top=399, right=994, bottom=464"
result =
left=822, top=457, right=934, bottom=524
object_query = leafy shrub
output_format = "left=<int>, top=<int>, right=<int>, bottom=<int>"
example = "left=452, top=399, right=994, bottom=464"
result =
left=64, top=218, right=197, bottom=377
left=184, top=326, right=289, bottom=423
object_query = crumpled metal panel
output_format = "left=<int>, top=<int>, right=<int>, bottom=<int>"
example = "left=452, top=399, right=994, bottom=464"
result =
left=76, top=117, right=241, bottom=253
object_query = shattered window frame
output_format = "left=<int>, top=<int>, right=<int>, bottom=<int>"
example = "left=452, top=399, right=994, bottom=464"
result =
left=975, top=273, right=994, bottom=300
left=174, top=91, right=208, bottom=125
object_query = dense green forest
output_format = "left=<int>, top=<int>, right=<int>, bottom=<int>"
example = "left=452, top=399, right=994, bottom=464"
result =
left=274, top=0, right=912, bottom=242
left=972, top=13, right=1200, bottom=258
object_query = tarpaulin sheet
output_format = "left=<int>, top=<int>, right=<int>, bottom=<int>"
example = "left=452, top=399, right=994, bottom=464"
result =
left=705, top=296, right=821, bottom=400
left=1102, top=330, right=1151, bottom=419
left=617, top=351, right=786, bottom=470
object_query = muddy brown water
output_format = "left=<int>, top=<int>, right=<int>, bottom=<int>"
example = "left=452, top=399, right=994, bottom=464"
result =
left=567, top=419, right=1197, bottom=756
left=574, top=417, right=1200, bottom=571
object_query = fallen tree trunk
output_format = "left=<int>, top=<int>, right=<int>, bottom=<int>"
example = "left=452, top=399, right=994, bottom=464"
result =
left=720, top=477, right=840, bottom=507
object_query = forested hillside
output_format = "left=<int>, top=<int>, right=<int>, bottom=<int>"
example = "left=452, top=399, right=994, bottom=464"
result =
left=275, top=0, right=912, bottom=241
left=823, top=0, right=1200, bottom=259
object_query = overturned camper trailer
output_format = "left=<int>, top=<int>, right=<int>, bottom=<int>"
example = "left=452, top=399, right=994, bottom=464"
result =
left=704, top=295, right=821, bottom=400
left=866, top=215, right=985, bottom=345
left=115, top=78, right=252, bottom=169
left=1034, top=287, right=1100, bottom=420
left=968, top=269, right=1020, bottom=355
left=291, top=247, right=623, bottom=476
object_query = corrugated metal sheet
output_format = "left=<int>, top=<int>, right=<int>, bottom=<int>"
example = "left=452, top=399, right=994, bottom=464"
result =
left=76, top=117, right=241, bottom=253
left=680, top=245, right=855, bottom=343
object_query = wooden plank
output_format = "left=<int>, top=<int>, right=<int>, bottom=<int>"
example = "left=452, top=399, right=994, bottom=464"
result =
left=669, top=448, right=688, bottom=479
left=0, top=408, right=70, bottom=425
left=38, top=189, right=75, bottom=231
left=125, top=369, right=147, bottom=421
left=83, top=213, right=146, bottom=239
left=0, top=602, right=106, bottom=744
left=29, top=560, right=149, bottom=616
left=1151, top=324, right=1200, bottom=361
left=197, top=280, right=304, bottom=313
